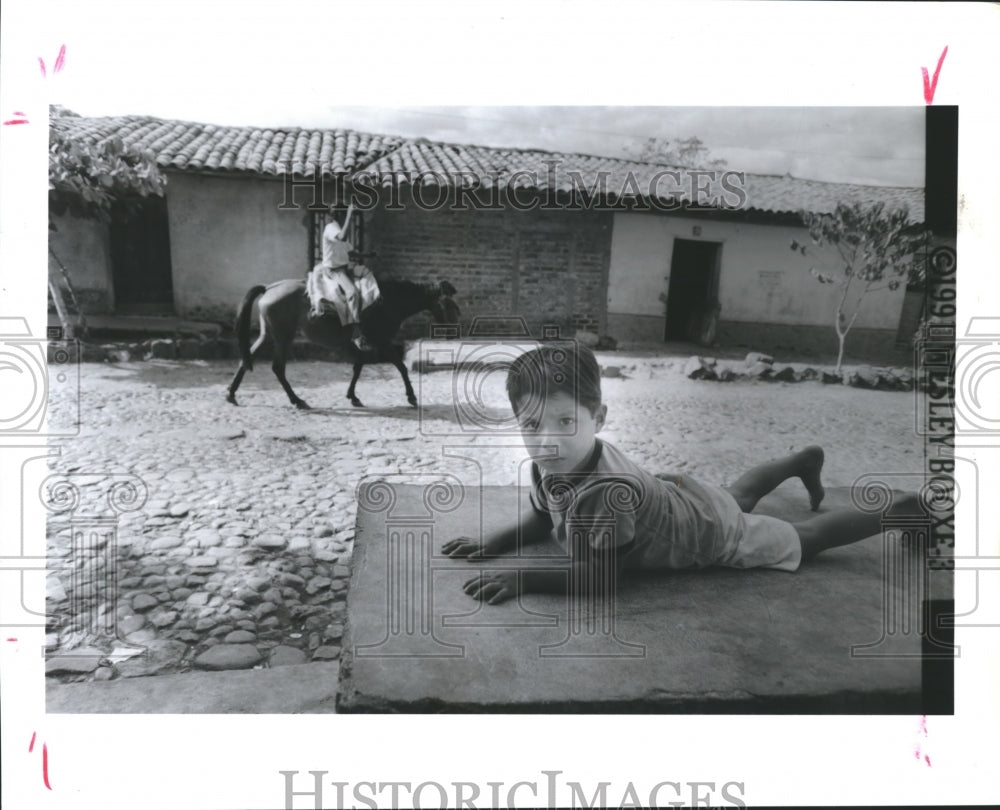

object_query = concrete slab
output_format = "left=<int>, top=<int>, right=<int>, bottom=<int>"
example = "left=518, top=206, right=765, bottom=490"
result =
left=47, top=662, right=340, bottom=714
left=338, top=483, right=947, bottom=713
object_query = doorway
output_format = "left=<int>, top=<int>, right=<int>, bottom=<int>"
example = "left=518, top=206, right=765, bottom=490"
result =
left=109, top=196, right=175, bottom=314
left=664, top=238, right=721, bottom=343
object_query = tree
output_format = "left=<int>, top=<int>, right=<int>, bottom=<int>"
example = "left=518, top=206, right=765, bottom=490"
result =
left=626, top=135, right=727, bottom=169
left=48, top=108, right=167, bottom=337
left=49, top=111, right=166, bottom=227
left=790, top=201, right=929, bottom=373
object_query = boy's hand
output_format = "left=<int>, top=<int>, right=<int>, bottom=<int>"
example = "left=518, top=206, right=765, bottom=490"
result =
left=462, top=571, right=519, bottom=604
left=442, top=536, right=498, bottom=561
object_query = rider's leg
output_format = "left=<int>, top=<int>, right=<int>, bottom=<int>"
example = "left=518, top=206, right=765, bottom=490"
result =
left=338, top=273, right=369, bottom=349
left=336, top=273, right=359, bottom=326
left=307, top=268, right=325, bottom=317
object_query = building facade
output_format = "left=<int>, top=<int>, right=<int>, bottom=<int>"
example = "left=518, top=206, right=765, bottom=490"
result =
left=49, top=113, right=925, bottom=361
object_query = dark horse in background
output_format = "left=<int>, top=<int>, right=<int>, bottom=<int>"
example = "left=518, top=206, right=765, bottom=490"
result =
left=226, top=278, right=459, bottom=409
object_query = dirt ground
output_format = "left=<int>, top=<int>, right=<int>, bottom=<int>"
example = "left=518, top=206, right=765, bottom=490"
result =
left=42, top=348, right=928, bottom=679
left=66, top=346, right=925, bottom=446
left=49, top=349, right=928, bottom=502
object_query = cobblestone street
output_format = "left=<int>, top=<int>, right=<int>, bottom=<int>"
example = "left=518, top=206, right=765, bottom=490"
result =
left=44, top=352, right=926, bottom=683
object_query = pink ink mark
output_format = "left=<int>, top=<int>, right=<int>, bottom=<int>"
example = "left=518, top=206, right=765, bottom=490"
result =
left=7, top=637, right=19, bottom=642
left=914, top=714, right=932, bottom=767
left=42, top=743, right=52, bottom=789
left=29, top=734, right=53, bottom=788
left=922, top=46, right=948, bottom=104
left=3, top=114, right=29, bottom=126
left=38, top=46, right=67, bottom=80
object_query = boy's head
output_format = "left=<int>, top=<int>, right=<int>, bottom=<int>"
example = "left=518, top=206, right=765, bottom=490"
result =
left=506, top=343, right=607, bottom=474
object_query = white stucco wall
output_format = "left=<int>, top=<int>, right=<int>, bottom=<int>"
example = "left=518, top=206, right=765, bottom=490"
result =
left=607, top=212, right=907, bottom=330
left=607, top=213, right=673, bottom=317
left=165, top=172, right=310, bottom=319
left=48, top=214, right=113, bottom=313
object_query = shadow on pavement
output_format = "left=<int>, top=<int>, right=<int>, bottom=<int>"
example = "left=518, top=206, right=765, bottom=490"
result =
left=300, top=403, right=511, bottom=427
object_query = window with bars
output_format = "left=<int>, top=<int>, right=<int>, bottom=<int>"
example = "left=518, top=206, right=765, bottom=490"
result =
left=309, top=206, right=365, bottom=272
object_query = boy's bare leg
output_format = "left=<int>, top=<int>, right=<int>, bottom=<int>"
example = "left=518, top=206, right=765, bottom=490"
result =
left=793, top=492, right=921, bottom=560
left=725, top=445, right=826, bottom=513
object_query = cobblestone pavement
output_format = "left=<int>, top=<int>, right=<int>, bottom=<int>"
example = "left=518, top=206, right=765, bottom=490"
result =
left=43, top=353, right=926, bottom=682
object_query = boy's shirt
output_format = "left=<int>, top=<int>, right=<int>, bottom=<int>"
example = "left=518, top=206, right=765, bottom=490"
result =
left=529, top=439, right=742, bottom=570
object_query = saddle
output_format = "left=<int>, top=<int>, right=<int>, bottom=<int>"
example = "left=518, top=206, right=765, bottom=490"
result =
left=306, top=264, right=381, bottom=322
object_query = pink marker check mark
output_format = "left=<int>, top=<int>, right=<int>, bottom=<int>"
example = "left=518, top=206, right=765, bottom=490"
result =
left=922, top=46, right=948, bottom=104
left=4, top=44, right=66, bottom=126
left=38, top=44, right=67, bottom=79
left=29, top=732, right=53, bottom=789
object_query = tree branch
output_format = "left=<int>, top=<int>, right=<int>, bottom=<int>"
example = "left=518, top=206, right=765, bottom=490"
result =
left=834, top=271, right=854, bottom=337
left=842, top=280, right=873, bottom=338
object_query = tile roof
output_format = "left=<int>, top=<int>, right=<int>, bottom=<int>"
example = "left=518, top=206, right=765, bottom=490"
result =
left=357, top=141, right=925, bottom=221
left=740, top=172, right=924, bottom=221
left=51, top=113, right=924, bottom=221
left=50, top=114, right=405, bottom=177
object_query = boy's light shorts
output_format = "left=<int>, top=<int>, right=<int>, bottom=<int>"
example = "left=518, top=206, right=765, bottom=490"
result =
left=714, top=488, right=803, bottom=572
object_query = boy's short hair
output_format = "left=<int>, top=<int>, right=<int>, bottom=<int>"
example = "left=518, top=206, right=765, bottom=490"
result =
left=506, top=343, right=603, bottom=417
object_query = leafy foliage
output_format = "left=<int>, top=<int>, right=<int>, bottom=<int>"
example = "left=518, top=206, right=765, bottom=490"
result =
left=790, top=201, right=929, bottom=371
left=49, top=114, right=166, bottom=227
left=625, top=136, right=727, bottom=170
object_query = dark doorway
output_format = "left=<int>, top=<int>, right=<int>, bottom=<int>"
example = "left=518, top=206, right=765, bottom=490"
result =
left=110, top=196, right=174, bottom=314
left=664, top=238, right=721, bottom=343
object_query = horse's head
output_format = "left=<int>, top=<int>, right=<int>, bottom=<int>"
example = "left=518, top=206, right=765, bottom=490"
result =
left=429, top=280, right=461, bottom=331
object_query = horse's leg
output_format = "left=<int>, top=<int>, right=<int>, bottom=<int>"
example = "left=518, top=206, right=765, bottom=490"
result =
left=272, top=339, right=310, bottom=410
left=271, top=346, right=309, bottom=411
left=390, top=355, right=418, bottom=408
left=226, top=331, right=268, bottom=405
left=226, top=365, right=247, bottom=405
left=346, top=361, right=364, bottom=407
left=226, top=289, right=270, bottom=405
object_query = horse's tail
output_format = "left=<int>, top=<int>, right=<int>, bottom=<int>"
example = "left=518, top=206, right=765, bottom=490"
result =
left=235, top=285, right=267, bottom=370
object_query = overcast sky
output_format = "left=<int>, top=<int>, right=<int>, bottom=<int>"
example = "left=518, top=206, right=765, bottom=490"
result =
left=291, top=106, right=926, bottom=187
left=4, top=2, right=928, bottom=188
left=54, top=97, right=928, bottom=189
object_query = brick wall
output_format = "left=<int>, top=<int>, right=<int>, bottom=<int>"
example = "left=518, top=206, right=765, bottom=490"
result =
left=365, top=192, right=612, bottom=340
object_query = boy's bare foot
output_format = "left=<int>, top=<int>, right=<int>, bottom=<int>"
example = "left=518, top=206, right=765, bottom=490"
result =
left=798, top=445, right=826, bottom=511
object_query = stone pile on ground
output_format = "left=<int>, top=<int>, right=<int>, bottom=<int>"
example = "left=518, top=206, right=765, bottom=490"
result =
left=684, top=352, right=918, bottom=391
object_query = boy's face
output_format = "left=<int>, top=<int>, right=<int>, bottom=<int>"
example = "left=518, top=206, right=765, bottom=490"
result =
left=515, top=391, right=606, bottom=475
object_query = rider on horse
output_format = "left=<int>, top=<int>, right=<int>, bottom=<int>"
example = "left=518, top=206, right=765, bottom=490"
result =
left=307, top=203, right=380, bottom=350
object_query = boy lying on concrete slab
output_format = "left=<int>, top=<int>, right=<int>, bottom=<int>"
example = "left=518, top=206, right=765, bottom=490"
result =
left=442, top=343, right=919, bottom=604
